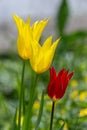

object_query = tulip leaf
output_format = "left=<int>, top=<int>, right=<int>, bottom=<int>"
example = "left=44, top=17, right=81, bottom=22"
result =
left=56, top=0, right=69, bottom=35
left=35, top=90, right=45, bottom=130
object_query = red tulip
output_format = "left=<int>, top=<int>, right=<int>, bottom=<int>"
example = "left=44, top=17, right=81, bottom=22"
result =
left=47, top=67, right=74, bottom=100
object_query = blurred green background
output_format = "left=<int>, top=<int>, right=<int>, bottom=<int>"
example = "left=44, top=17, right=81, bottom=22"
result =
left=0, top=0, right=87, bottom=130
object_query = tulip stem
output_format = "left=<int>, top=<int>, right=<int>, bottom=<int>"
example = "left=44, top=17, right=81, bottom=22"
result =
left=18, top=60, right=25, bottom=130
left=50, top=101, right=55, bottom=130
left=23, top=72, right=38, bottom=130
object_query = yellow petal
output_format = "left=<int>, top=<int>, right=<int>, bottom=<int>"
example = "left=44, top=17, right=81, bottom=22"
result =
left=31, top=19, right=49, bottom=41
left=26, top=16, right=30, bottom=24
left=41, top=38, right=60, bottom=72
left=43, top=38, right=60, bottom=66
left=51, top=38, right=60, bottom=51
left=17, top=36, right=31, bottom=60
left=30, top=37, right=60, bottom=73
left=42, top=36, right=52, bottom=51
left=13, top=14, right=60, bottom=66
left=13, top=14, right=33, bottom=60
left=30, top=40, right=41, bottom=64
left=12, top=15, right=25, bottom=33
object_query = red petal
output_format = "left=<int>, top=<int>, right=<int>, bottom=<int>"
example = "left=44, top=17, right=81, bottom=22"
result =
left=50, top=67, right=56, bottom=81
left=56, top=69, right=64, bottom=88
left=47, top=79, right=56, bottom=99
left=57, top=68, right=65, bottom=77
left=53, top=69, right=65, bottom=99
left=47, top=68, right=74, bottom=100
left=67, top=72, right=74, bottom=80
left=61, top=69, right=69, bottom=83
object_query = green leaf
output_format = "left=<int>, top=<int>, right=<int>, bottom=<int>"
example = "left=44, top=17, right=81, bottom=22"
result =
left=59, top=122, right=65, bottom=130
left=12, top=109, right=18, bottom=130
left=35, top=90, right=45, bottom=130
left=56, top=31, right=87, bottom=55
left=56, top=0, right=69, bottom=35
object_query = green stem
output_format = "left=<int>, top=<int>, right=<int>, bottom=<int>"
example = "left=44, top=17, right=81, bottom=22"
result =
left=23, top=73, right=38, bottom=130
left=50, top=101, right=55, bottom=130
left=18, top=60, right=25, bottom=130
left=27, top=73, right=38, bottom=130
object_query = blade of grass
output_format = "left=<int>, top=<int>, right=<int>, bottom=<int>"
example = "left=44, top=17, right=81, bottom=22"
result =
left=35, top=90, right=45, bottom=130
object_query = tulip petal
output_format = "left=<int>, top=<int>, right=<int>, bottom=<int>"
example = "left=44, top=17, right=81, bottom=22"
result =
left=30, top=37, right=60, bottom=73
left=42, top=36, right=52, bottom=51
left=31, top=19, right=49, bottom=41
left=13, top=15, right=49, bottom=60
left=12, top=15, right=25, bottom=33
left=47, top=67, right=74, bottom=100
left=68, top=72, right=74, bottom=80
left=50, top=67, right=56, bottom=81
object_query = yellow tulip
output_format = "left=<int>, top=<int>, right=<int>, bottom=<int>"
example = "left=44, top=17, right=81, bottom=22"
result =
left=30, top=36, right=60, bottom=73
left=12, top=15, right=49, bottom=60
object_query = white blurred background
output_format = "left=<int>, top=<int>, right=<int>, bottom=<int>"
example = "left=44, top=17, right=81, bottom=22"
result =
left=0, top=0, right=87, bottom=53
